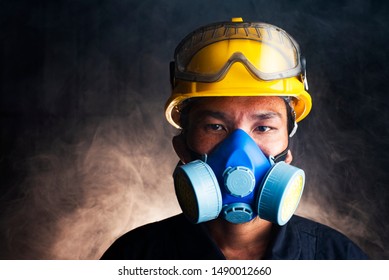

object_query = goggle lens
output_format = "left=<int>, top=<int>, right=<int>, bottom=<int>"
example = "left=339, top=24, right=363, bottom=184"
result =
left=174, top=22, right=303, bottom=82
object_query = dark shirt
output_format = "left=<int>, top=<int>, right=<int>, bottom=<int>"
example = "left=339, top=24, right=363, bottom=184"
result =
left=101, top=214, right=368, bottom=260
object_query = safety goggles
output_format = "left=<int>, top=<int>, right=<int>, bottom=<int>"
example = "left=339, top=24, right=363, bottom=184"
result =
left=172, top=21, right=307, bottom=85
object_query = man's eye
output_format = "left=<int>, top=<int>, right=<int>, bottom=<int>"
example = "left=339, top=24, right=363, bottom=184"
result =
left=255, top=126, right=271, bottom=132
left=205, top=124, right=224, bottom=131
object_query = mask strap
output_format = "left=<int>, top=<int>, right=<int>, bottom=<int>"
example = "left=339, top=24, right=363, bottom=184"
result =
left=186, top=148, right=206, bottom=163
left=272, top=145, right=289, bottom=163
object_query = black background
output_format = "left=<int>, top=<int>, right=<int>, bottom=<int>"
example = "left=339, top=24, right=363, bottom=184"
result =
left=1, top=0, right=388, bottom=259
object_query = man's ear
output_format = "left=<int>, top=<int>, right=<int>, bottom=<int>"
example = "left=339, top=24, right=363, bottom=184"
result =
left=284, top=150, right=293, bottom=164
left=172, top=133, right=192, bottom=164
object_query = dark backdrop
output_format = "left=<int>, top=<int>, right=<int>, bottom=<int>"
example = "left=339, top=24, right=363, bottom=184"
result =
left=1, top=0, right=388, bottom=259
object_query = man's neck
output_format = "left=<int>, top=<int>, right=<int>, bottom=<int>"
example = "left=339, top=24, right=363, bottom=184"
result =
left=206, top=218, right=273, bottom=260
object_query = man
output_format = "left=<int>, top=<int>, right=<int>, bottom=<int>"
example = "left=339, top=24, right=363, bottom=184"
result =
left=101, top=18, right=368, bottom=259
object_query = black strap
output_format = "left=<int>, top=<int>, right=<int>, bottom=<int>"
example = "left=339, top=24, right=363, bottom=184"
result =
left=272, top=145, right=289, bottom=163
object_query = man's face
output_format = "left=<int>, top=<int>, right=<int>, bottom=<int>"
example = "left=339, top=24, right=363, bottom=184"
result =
left=184, top=96, right=289, bottom=159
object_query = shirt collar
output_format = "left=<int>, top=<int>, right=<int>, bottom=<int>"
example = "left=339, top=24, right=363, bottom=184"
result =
left=263, top=218, right=302, bottom=259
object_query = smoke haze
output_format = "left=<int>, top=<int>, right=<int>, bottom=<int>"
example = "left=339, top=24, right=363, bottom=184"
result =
left=1, top=0, right=388, bottom=259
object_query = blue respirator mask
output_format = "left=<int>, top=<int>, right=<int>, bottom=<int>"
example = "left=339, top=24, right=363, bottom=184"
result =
left=173, top=129, right=305, bottom=225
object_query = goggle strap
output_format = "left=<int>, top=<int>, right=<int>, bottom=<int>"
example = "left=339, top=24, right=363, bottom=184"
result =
left=300, top=56, right=309, bottom=90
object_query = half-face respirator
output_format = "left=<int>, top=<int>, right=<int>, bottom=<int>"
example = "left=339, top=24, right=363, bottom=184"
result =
left=173, top=129, right=305, bottom=225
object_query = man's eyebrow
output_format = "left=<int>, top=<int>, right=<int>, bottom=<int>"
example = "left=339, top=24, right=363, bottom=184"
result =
left=251, top=112, right=283, bottom=120
left=192, top=110, right=230, bottom=121
left=190, top=110, right=282, bottom=122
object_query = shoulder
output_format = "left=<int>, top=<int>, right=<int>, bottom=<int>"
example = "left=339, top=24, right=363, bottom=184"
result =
left=287, top=215, right=369, bottom=259
left=100, top=214, right=214, bottom=259
left=100, top=214, right=186, bottom=259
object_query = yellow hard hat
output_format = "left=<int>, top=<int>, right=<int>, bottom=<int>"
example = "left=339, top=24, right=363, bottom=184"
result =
left=165, top=17, right=312, bottom=129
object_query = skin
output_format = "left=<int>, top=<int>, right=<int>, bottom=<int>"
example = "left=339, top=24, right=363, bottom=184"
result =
left=172, top=96, right=293, bottom=260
